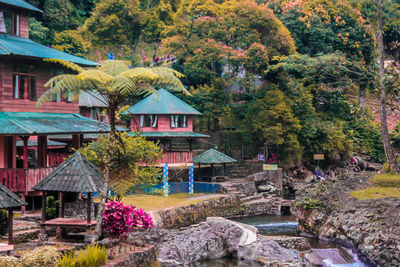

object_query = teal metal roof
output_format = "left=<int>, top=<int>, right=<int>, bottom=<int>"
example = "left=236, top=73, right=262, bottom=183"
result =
left=0, top=0, right=42, bottom=13
left=0, top=34, right=97, bottom=66
left=193, top=149, right=237, bottom=164
left=16, top=140, right=66, bottom=147
left=125, top=89, right=201, bottom=115
left=128, top=131, right=209, bottom=138
left=79, top=92, right=108, bottom=108
left=0, top=112, right=115, bottom=135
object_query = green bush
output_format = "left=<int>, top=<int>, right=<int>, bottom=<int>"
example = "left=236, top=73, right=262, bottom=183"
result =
left=0, top=209, right=8, bottom=236
left=382, top=162, right=391, bottom=173
left=0, top=256, right=20, bottom=267
left=45, top=196, right=60, bottom=220
left=20, top=246, right=60, bottom=267
left=371, top=174, right=400, bottom=187
left=58, top=245, right=107, bottom=267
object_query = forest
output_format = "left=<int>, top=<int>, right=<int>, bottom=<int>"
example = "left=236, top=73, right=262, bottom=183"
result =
left=26, top=0, right=400, bottom=169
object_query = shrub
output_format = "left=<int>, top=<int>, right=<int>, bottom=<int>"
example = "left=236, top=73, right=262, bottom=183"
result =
left=102, top=202, right=154, bottom=239
left=58, top=245, right=106, bottom=267
left=371, top=174, right=400, bottom=187
left=382, top=162, right=391, bottom=173
left=0, top=256, right=20, bottom=267
left=0, top=209, right=8, bottom=236
left=20, top=246, right=60, bottom=267
left=45, top=196, right=60, bottom=220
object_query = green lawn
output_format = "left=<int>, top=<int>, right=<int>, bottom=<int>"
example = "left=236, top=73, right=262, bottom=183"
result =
left=351, top=174, right=400, bottom=200
left=118, top=193, right=220, bottom=211
left=351, top=186, right=400, bottom=200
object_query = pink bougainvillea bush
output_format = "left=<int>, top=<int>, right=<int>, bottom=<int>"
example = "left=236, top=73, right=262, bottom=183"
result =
left=102, top=201, right=154, bottom=239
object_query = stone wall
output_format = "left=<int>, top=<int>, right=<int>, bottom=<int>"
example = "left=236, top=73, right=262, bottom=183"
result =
left=64, top=200, right=98, bottom=220
left=104, top=245, right=156, bottom=267
left=152, top=195, right=284, bottom=229
left=153, top=196, right=244, bottom=229
left=231, top=182, right=256, bottom=196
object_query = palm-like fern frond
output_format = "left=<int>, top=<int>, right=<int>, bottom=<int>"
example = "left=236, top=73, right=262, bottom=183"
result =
left=151, top=67, right=189, bottom=94
left=98, top=60, right=130, bottom=76
left=77, top=70, right=114, bottom=85
left=120, top=67, right=160, bottom=83
left=37, top=74, right=90, bottom=107
left=43, top=58, right=85, bottom=73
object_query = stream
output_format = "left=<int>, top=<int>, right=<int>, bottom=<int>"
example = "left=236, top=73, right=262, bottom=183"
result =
left=191, top=215, right=366, bottom=267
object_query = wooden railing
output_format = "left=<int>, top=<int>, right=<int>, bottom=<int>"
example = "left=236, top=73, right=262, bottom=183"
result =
left=48, top=153, right=70, bottom=167
left=159, top=152, right=193, bottom=164
left=0, top=167, right=55, bottom=193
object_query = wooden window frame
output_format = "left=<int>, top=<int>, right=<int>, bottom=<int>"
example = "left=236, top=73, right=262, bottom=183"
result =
left=1, top=11, right=19, bottom=36
left=12, top=69, right=36, bottom=101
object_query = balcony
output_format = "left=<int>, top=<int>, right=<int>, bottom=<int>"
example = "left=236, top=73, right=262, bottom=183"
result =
left=0, top=167, right=55, bottom=194
left=158, top=152, right=193, bottom=166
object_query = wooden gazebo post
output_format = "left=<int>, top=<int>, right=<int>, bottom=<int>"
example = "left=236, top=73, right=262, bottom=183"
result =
left=0, top=184, right=27, bottom=254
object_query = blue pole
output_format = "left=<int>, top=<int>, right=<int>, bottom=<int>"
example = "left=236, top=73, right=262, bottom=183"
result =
left=189, top=165, right=194, bottom=195
left=163, top=163, right=169, bottom=197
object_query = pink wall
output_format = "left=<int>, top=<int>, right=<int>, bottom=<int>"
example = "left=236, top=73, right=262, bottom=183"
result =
left=0, top=136, right=16, bottom=168
left=0, top=59, right=79, bottom=113
left=131, top=114, right=194, bottom=132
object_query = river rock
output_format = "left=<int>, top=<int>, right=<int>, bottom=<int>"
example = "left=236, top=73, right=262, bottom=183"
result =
left=265, top=235, right=311, bottom=251
left=157, top=217, right=302, bottom=266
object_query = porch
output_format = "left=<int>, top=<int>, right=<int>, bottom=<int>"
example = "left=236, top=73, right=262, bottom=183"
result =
left=0, top=167, right=55, bottom=194
left=159, top=151, right=193, bottom=165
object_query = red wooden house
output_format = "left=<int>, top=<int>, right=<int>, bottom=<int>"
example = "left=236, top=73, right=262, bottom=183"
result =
left=126, top=89, right=209, bottom=167
left=0, top=0, right=110, bottom=210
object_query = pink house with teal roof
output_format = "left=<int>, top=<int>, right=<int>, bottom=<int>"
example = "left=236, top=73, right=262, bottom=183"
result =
left=126, top=89, right=209, bottom=167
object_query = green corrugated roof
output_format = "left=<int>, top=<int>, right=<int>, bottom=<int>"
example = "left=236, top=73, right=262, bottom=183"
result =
left=0, top=183, right=27, bottom=209
left=193, top=149, right=237, bottom=164
left=33, top=152, right=102, bottom=193
left=0, top=112, right=116, bottom=135
left=0, top=34, right=97, bottom=66
left=0, top=0, right=42, bottom=12
left=128, top=131, right=209, bottom=138
left=16, top=140, right=66, bottom=147
left=125, top=89, right=202, bottom=115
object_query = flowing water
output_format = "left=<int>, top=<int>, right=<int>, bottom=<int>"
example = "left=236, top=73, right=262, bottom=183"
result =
left=192, top=215, right=366, bottom=267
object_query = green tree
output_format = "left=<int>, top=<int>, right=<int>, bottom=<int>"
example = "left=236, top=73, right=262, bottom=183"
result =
left=247, top=89, right=302, bottom=166
left=52, top=29, right=90, bottom=57
left=37, top=59, right=187, bottom=241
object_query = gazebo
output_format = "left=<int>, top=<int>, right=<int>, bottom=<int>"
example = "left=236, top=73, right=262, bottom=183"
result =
left=193, top=148, right=237, bottom=181
left=32, top=151, right=102, bottom=241
left=0, top=183, right=27, bottom=254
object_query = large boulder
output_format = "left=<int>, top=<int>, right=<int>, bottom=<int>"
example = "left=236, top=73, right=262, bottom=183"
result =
left=157, top=217, right=302, bottom=266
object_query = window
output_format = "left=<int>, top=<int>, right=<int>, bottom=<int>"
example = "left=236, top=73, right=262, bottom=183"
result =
left=140, top=115, right=158, bottom=127
left=12, top=65, right=36, bottom=100
left=0, top=10, right=19, bottom=36
left=50, top=68, right=73, bottom=103
left=171, top=115, right=187, bottom=128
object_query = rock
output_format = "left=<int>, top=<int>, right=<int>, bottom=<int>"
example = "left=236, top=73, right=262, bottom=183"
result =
left=257, top=184, right=276, bottom=193
left=265, top=235, right=311, bottom=251
left=157, top=217, right=301, bottom=266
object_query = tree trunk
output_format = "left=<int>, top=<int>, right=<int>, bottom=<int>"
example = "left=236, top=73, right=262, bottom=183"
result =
left=131, top=38, right=140, bottom=65
left=377, top=0, right=396, bottom=171
left=109, top=106, right=117, bottom=135
left=359, top=83, right=367, bottom=116
left=91, top=160, right=111, bottom=243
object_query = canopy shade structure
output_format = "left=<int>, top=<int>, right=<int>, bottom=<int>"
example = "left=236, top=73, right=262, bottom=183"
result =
left=129, top=131, right=209, bottom=139
left=33, top=151, right=102, bottom=193
left=0, top=183, right=27, bottom=209
left=193, top=149, right=237, bottom=164
left=0, top=112, right=123, bottom=135
left=16, top=140, right=66, bottom=147
left=79, top=92, right=108, bottom=108
left=0, top=0, right=42, bottom=12
left=125, top=89, right=202, bottom=115
left=0, top=34, right=97, bottom=66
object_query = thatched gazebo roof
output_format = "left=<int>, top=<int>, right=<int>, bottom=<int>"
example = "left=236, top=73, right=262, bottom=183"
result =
left=33, top=151, right=102, bottom=193
left=0, top=184, right=27, bottom=209
left=193, top=149, right=237, bottom=164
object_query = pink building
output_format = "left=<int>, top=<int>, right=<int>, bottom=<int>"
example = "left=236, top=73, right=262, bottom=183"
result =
left=0, top=0, right=109, bottom=210
left=126, top=89, right=209, bottom=167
